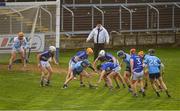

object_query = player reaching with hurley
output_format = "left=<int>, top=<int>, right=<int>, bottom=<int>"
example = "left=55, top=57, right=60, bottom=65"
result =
left=67, top=48, right=94, bottom=86
left=37, top=46, right=58, bottom=87
left=93, top=50, right=125, bottom=88
left=63, top=60, right=96, bottom=89
left=97, top=62, right=122, bottom=90
left=117, top=50, right=132, bottom=92
left=8, top=32, right=28, bottom=70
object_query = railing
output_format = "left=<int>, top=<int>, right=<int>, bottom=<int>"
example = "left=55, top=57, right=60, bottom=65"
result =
left=61, top=2, right=180, bottom=35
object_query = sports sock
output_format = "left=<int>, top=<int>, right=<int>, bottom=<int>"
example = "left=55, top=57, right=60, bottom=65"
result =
left=165, top=90, right=171, bottom=97
left=156, top=91, right=160, bottom=97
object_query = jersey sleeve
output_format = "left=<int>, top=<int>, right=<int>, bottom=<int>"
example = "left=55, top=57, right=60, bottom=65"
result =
left=40, top=51, right=48, bottom=56
left=157, top=57, right=161, bottom=64
left=21, top=38, right=28, bottom=49
left=143, top=58, right=148, bottom=64
left=12, top=37, right=19, bottom=48
left=101, top=64, right=106, bottom=70
left=77, top=51, right=86, bottom=59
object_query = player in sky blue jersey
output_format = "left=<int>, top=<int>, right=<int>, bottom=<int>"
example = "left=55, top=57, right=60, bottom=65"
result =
left=117, top=50, right=132, bottom=91
left=130, top=52, right=145, bottom=97
left=37, top=46, right=58, bottom=87
left=93, top=50, right=125, bottom=88
left=66, top=48, right=94, bottom=86
left=97, top=62, right=122, bottom=90
left=144, top=49, right=171, bottom=97
left=8, top=32, right=28, bottom=70
left=63, top=60, right=95, bottom=89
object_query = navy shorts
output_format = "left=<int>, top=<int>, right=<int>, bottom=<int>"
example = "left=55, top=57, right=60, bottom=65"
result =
left=149, top=73, right=160, bottom=80
left=73, top=70, right=81, bottom=76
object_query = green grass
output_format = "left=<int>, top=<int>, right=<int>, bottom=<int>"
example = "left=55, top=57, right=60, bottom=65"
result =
left=0, top=48, right=180, bottom=110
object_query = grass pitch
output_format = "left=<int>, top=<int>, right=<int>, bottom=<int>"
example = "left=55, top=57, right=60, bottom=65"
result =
left=0, top=48, right=180, bottom=110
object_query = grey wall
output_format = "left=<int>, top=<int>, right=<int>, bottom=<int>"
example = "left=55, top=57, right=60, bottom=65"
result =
left=45, top=32, right=179, bottom=49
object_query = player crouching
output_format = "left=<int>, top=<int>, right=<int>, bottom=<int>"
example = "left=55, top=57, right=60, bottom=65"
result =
left=97, top=62, right=122, bottom=90
left=63, top=60, right=95, bottom=89
left=37, top=46, right=58, bottom=87
left=8, top=32, right=28, bottom=70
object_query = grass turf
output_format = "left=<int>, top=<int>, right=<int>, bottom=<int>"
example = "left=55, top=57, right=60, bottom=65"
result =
left=0, top=48, right=180, bottom=110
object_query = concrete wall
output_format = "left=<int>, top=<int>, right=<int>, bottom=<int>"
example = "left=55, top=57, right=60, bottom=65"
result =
left=45, top=32, right=179, bottom=49
left=112, top=32, right=176, bottom=46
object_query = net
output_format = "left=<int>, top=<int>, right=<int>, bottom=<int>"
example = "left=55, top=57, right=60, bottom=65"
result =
left=0, top=2, right=58, bottom=60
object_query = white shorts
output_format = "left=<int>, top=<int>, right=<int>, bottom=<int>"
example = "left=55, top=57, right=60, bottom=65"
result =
left=113, top=66, right=121, bottom=73
left=40, top=61, right=51, bottom=68
left=132, top=71, right=144, bottom=80
left=69, top=59, right=76, bottom=69
left=113, top=60, right=121, bottom=73
left=12, top=47, right=24, bottom=53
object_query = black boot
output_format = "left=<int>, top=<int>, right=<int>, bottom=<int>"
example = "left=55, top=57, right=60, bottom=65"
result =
left=156, top=91, right=160, bottom=97
left=63, top=84, right=68, bottom=89
left=115, top=85, right=120, bottom=89
left=144, top=82, right=148, bottom=89
left=165, top=90, right=171, bottom=98
left=45, top=80, right=50, bottom=86
left=40, top=80, right=44, bottom=87
left=142, top=92, right=146, bottom=97
left=123, top=84, right=126, bottom=88
left=80, top=82, right=86, bottom=87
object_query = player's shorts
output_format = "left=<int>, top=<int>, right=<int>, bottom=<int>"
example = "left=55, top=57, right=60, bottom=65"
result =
left=12, top=47, right=24, bottom=53
left=113, top=66, right=121, bottom=73
left=69, top=59, right=76, bottom=69
left=40, top=61, right=51, bottom=68
left=132, top=71, right=144, bottom=80
left=73, top=69, right=82, bottom=76
left=149, top=73, right=160, bottom=80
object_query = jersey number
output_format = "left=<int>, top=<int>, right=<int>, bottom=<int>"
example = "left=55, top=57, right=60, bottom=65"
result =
left=149, top=59, right=158, bottom=66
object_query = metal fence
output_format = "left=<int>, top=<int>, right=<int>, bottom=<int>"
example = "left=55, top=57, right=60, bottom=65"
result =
left=61, top=2, right=180, bottom=35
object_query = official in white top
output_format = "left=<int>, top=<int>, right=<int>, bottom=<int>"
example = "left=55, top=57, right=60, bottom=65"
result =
left=86, top=22, right=110, bottom=60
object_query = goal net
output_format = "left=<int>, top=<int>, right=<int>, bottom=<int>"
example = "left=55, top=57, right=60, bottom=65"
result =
left=0, top=1, right=59, bottom=61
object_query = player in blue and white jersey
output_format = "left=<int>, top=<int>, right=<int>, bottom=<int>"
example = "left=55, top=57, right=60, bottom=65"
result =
left=144, top=49, right=171, bottom=97
left=97, top=62, right=122, bottom=90
left=8, top=32, right=28, bottom=70
left=94, top=50, right=125, bottom=88
left=130, top=52, right=145, bottom=97
left=37, top=46, right=58, bottom=87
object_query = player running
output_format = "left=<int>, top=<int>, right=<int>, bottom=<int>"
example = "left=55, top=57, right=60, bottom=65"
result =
left=37, top=46, right=58, bottom=87
left=8, top=32, right=28, bottom=70
left=117, top=50, right=132, bottom=91
left=130, top=51, right=145, bottom=97
left=94, top=50, right=125, bottom=88
left=97, top=62, right=121, bottom=90
left=144, top=49, right=171, bottom=97
left=63, top=60, right=95, bottom=89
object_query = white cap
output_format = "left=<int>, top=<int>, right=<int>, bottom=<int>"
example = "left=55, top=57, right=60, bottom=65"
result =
left=49, top=46, right=56, bottom=52
left=99, top=50, right=105, bottom=57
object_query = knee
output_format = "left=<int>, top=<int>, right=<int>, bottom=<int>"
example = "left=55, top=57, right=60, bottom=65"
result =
left=48, top=70, right=53, bottom=74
